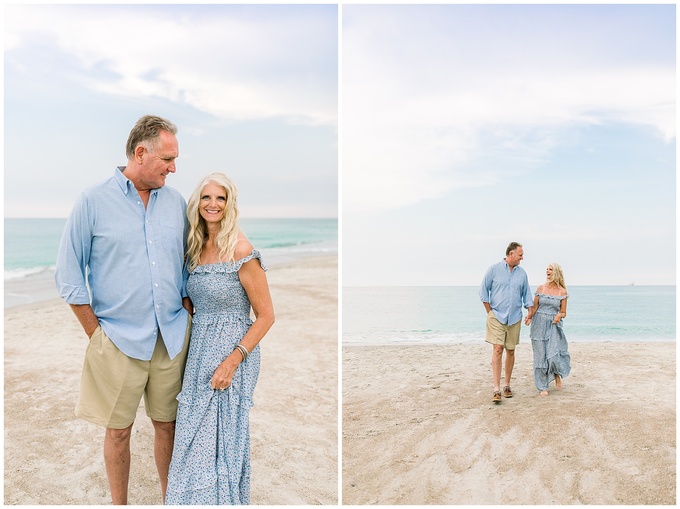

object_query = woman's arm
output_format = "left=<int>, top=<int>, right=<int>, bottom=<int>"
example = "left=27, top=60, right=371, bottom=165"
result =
left=211, top=245, right=275, bottom=390
left=235, top=257, right=275, bottom=353
left=553, top=296, right=568, bottom=324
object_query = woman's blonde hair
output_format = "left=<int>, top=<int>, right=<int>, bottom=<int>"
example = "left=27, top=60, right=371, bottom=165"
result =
left=186, top=173, right=240, bottom=271
left=548, top=262, right=566, bottom=290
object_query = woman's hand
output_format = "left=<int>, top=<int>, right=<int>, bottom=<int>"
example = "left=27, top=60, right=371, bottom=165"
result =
left=552, top=313, right=562, bottom=324
left=524, top=316, right=532, bottom=326
left=210, top=351, right=242, bottom=390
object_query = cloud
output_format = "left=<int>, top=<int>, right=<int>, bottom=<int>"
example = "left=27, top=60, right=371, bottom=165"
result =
left=343, top=5, right=675, bottom=212
left=470, top=223, right=672, bottom=244
left=4, top=4, right=337, bottom=127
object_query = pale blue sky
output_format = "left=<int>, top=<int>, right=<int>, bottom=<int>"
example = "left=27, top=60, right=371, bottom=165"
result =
left=4, top=4, right=338, bottom=218
left=342, top=4, right=676, bottom=286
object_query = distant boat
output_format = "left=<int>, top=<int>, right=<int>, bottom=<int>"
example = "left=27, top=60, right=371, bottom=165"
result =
left=629, top=282, right=635, bottom=286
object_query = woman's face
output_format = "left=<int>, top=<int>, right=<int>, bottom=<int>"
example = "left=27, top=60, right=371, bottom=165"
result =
left=199, top=182, right=227, bottom=224
left=546, top=265, right=554, bottom=280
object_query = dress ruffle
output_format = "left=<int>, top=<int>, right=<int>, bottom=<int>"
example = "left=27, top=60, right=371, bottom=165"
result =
left=190, top=249, right=267, bottom=275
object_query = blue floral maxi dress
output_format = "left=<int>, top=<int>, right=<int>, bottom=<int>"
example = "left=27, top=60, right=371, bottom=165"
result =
left=529, top=293, right=571, bottom=392
left=166, top=251, right=265, bottom=505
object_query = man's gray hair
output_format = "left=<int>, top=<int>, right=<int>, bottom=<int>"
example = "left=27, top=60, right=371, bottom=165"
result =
left=125, top=115, right=178, bottom=159
left=506, top=242, right=523, bottom=256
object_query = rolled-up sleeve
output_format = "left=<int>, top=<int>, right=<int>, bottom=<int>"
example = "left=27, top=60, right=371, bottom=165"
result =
left=55, top=193, right=92, bottom=305
left=479, top=268, right=492, bottom=303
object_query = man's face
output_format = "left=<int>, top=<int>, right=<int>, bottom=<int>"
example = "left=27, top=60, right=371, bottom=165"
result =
left=138, top=130, right=178, bottom=189
left=507, top=247, right=524, bottom=267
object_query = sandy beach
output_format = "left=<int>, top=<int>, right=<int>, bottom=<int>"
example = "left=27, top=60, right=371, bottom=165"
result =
left=342, top=341, right=675, bottom=505
left=4, top=254, right=338, bottom=505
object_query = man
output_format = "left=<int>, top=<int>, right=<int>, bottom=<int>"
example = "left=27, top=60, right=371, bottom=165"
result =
left=55, top=115, right=192, bottom=504
left=480, top=242, right=533, bottom=403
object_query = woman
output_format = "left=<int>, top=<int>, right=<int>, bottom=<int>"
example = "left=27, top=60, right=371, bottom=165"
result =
left=524, top=263, right=570, bottom=396
left=166, top=173, right=275, bottom=504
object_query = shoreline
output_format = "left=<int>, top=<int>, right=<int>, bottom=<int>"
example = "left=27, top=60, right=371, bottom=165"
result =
left=342, top=337, right=676, bottom=347
left=4, top=253, right=338, bottom=505
left=342, top=341, right=675, bottom=504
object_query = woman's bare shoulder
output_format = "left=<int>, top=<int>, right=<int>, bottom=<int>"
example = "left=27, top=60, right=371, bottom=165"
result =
left=234, top=233, right=254, bottom=260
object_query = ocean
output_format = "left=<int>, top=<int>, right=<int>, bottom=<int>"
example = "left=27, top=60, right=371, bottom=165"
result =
left=4, top=218, right=337, bottom=308
left=4, top=217, right=337, bottom=280
left=343, top=285, right=676, bottom=344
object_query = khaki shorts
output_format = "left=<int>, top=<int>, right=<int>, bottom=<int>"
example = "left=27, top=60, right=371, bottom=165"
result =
left=75, top=317, right=191, bottom=429
left=485, top=310, right=521, bottom=350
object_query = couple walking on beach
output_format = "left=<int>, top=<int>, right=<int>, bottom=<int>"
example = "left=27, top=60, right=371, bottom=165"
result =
left=55, top=115, right=275, bottom=505
left=480, top=242, right=571, bottom=402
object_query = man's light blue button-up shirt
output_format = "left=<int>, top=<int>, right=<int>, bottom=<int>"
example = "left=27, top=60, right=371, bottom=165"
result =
left=480, top=259, right=533, bottom=326
left=55, top=167, right=189, bottom=361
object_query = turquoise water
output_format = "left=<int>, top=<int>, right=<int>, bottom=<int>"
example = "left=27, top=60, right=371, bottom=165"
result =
left=4, top=217, right=337, bottom=279
left=4, top=218, right=66, bottom=278
left=240, top=218, right=337, bottom=254
left=343, top=285, right=675, bottom=343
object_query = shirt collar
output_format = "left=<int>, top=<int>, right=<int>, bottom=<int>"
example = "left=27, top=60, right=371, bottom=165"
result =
left=114, top=166, right=132, bottom=195
left=114, top=166, right=158, bottom=197
left=503, top=259, right=521, bottom=273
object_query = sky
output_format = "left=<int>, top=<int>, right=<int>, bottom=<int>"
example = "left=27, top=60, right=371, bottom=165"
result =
left=4, top=4, right=338, bottom=219
left=342, top=4, right=676, bottom=286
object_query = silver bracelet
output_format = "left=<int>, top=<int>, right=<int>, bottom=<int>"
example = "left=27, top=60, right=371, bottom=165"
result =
left=234, top=344, right=249, bottom=362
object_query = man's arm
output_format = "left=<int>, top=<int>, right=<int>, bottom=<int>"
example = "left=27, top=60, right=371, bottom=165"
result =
left=480, top=265, right=494, bottom=313
left=55, top=192, right=94, bottom=306
left=182, top=297, right=194, bottom=315
left=522, top=272, right=535, bottom=321
left=69, top=303, right=100, bottom=338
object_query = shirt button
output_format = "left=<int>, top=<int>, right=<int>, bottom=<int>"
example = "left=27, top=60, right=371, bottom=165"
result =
left=152, top=262, right=156, bottom=266
left=155, top=283, right=159, bottom=287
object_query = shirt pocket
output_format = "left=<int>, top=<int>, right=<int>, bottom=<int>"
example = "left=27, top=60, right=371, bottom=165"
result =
left=160, top=221, right=184, bottom=252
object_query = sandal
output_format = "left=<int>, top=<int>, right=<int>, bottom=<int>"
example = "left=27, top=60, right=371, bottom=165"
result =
left=493, top=390, right=502, bottom=403
left=503, top=386, right=513, bottom=398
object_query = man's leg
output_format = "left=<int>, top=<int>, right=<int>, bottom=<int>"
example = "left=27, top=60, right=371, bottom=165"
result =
left=152, top=419, right=176, bottom=502
left=504, top=348, right=515, bottom=387
left=502, top=320, right=520, bottom=396
left=145, top=329, right=189, bottom=502
left=492, top=344, right=504, bottom=391
left=104, top=424, right=134, bottom=505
